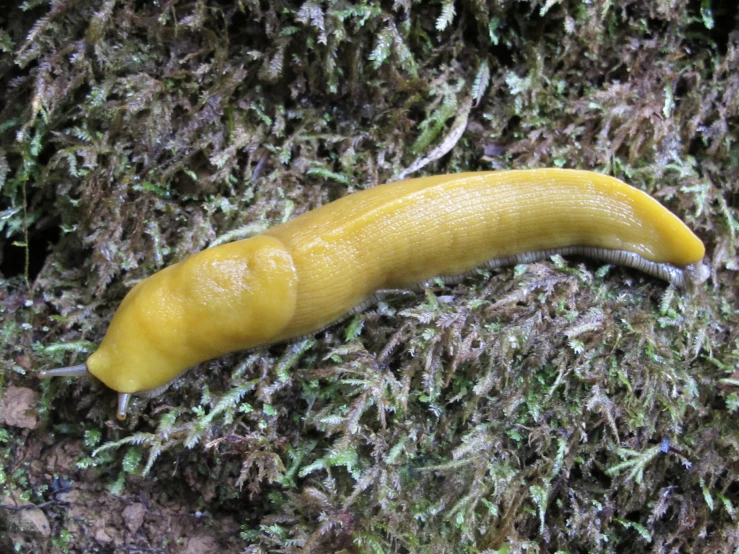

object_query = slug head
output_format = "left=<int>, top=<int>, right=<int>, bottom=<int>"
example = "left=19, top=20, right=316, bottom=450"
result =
left=41, top=235, right=298, bottom=420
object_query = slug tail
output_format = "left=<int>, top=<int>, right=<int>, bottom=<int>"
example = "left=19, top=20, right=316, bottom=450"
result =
left=38, top=363, right=89, bottom=379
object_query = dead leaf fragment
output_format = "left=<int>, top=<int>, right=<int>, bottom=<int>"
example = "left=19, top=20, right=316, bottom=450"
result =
left=0, top=387, right=39, bottom=429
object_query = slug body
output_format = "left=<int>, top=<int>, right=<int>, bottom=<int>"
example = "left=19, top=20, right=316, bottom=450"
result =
left=41, top=169, right=706, bottom=418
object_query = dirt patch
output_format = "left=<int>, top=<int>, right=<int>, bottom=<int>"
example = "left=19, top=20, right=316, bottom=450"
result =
left=0, top=435, right=244, bottom=553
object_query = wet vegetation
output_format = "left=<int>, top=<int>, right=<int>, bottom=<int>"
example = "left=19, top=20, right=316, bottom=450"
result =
left=0, top=0, right=738, bottom=552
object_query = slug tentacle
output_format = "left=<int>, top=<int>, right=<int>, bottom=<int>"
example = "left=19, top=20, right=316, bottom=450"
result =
left=117, top=393, right=132, bottom=421
left=39, top=169, right=706, bottom=420
left=38, top=363, right=89, bottom=379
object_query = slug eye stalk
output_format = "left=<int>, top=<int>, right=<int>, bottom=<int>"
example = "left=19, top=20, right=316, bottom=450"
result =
left=37, top=363, right=89, bottom=378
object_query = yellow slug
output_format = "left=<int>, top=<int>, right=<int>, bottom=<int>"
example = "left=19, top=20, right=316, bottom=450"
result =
left=39, top=169, right=707, bottom=419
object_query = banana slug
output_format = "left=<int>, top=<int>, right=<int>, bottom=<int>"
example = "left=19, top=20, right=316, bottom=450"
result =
left=39, top=169, right=707, bottom=419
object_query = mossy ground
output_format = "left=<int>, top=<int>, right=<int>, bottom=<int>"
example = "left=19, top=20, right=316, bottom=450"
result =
left=0, top=0, right=738, bottom=552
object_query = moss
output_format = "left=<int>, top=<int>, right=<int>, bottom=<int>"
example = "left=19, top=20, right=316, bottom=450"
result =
left=0, top=0, right=738, bottom=552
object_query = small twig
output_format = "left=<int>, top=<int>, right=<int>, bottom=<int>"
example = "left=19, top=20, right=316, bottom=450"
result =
left=10, top=449, right=29, bottom=474
left=392, top=96, right=473, bottom=181
left=22, top=179, right=30, bottom=287
left=0, top=499, right=69, bottom=512
left=0, top=484, right=73, bottom=512
left=251, top=150, right=269, bottom=182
